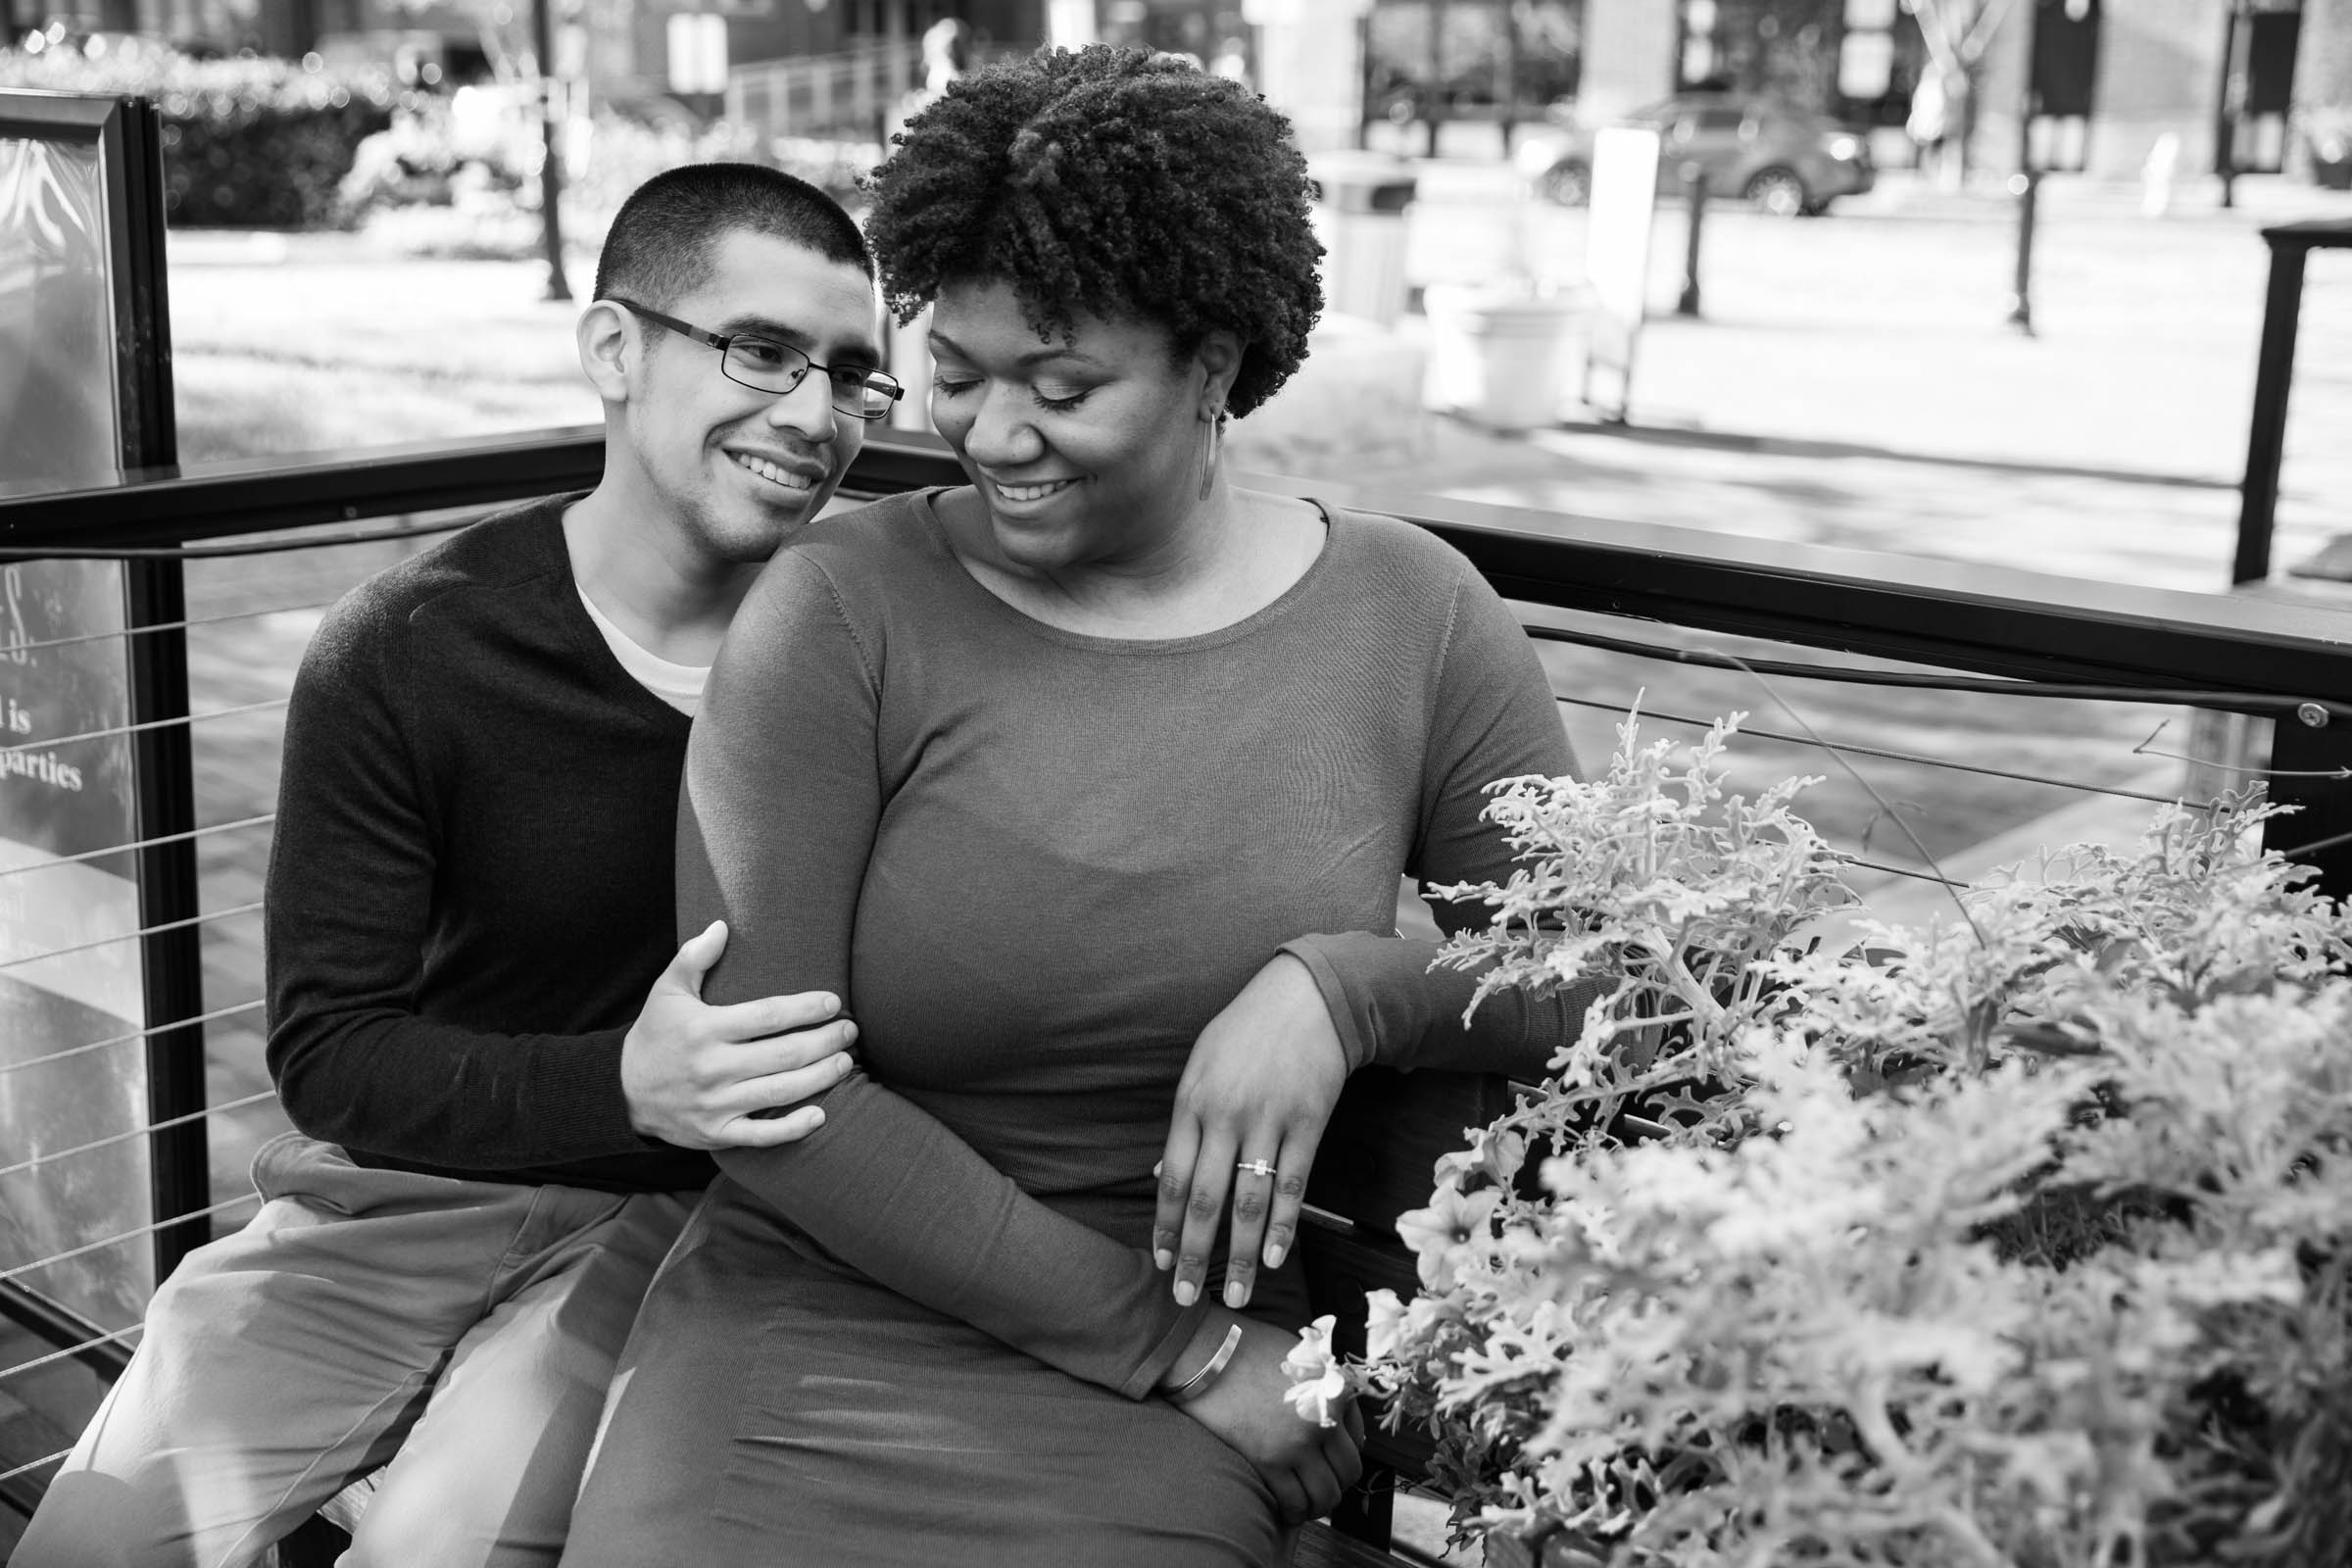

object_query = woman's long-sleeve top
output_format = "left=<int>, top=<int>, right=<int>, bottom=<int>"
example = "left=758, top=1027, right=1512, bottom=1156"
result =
left=673, top=491, right=1583, bottom=1397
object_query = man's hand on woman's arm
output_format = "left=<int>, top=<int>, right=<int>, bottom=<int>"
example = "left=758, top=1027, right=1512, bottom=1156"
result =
left=1153, top=954, right=1348, bottom=1312
left=619, top=919, right=859, bottom=1151
left=1160, top=1305, right=1363, bottom=1523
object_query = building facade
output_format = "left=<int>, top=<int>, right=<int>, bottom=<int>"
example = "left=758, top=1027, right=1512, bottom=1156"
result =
left=1556, top=0, right=2350, bottom=183
left=1458, top=0, right=2342, bottom=181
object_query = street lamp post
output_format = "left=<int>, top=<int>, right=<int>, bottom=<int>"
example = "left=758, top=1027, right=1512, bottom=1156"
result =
left=2007, top=2, right=2041, bottom=336
left=1677, top=163, right=1706, bottom=318
left=531, top=0, right=571, bottom=303
left=2214, top=0, right=2246, bottom=211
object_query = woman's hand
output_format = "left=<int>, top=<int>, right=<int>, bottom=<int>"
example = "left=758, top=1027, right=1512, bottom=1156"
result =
left=1164, top=1309, right=1364, bottom=1523
left=1154, top=954, right=1348, bottom=1309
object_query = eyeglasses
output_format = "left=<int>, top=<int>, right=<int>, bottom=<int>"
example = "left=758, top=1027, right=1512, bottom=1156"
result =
left=606, top=298, right=905, bottom=421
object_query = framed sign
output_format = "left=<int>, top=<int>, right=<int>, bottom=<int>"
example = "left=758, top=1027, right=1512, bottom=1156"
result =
left=0, top=88, right=182, bottom=1336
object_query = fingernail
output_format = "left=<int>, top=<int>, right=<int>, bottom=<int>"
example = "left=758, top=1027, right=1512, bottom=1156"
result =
left=1174, top=1280, right=1197, bottom=1306
left=1224, top=1281, right=1247, bottom=1308
left=840, top=1021, right=858, bottom=1043
left=819, top=994, right=839, bottom=1014
left=1154, top=1249, right=1173, bottom=1271
left=1264, top=1242, right=1286, bottom=1269
left=1152, top=1160, right=1162, bottom=1177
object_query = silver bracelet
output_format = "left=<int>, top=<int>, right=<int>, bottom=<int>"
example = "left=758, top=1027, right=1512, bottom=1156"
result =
left=1162, top=1323, right=1244, bottom=1406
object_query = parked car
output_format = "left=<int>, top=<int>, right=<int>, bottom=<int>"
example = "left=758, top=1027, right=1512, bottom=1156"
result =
left=1514, top=95, right=1874, bottom=216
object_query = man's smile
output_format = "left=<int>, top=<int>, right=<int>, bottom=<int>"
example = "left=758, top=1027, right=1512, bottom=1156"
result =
left=727, top=450, right=822, bottom=493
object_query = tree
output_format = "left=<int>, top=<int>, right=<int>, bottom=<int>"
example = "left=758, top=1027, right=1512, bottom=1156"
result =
left=2293, top=0, right=2352, bottom=181
left=1701, top=0, right=1846, bottom=116
left=1904, top=0, right=2022, bottom=182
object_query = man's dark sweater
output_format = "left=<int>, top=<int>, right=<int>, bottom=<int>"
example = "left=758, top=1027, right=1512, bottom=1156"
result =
left=266, top=495, right=713, bottom=1193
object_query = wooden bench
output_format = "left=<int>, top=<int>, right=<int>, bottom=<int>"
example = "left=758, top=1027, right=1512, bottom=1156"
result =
left=277, top=1066, right=1498, bottom=1568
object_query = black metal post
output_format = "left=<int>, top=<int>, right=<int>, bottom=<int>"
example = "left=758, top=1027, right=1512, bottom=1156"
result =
left=2264, top=704, right=2352, bottom=902
left=1424, top=0, right=1445, bottom=159
left=2234, top=236, right=2307, bottom=585
left=1677, top=163, right=1706, bottom=318
left=124, top=558, right=211, bottom=1285
left=100, top=98, right=211, bottom=1289
left=2214, top=0, right=2243, bottom=210
left=2007, top=167, right=2038, bottom=335
left=2007, top=0, right=2042, bottom=336
left=532, top=0, right=571, bottom=304
left=1496, top=0, right=1519, bottom=157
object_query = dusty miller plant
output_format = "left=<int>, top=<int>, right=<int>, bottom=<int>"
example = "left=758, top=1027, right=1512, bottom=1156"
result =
left=1301, top=711, right=2352, bottom=1567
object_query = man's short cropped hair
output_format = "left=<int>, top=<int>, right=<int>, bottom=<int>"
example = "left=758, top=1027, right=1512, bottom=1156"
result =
left=594, top=163, right=875, bottom=313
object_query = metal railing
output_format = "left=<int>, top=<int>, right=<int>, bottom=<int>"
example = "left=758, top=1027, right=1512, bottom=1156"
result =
left=2, top=425, right=2349, bottom=1515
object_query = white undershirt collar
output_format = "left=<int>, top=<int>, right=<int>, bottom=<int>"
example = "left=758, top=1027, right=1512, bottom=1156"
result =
left=576, top=584, right=710, bottom=715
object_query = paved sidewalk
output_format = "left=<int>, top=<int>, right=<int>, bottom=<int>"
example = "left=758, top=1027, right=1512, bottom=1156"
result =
left=1268, top=169, right=2352, bottom=594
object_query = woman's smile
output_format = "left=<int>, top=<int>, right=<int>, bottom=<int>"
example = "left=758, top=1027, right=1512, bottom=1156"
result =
left=987, top=475, right=1082, bottom=506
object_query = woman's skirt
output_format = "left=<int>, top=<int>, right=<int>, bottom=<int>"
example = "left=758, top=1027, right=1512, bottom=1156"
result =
left=560, top=1176, right=1284, bottom=1568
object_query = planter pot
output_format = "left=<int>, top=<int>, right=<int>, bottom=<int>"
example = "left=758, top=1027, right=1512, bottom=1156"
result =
left=1420, top=283, right=1585, bottom=433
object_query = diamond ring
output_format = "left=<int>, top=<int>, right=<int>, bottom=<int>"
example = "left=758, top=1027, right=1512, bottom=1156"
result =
left=1236, top=1158, right=1277, bottom=1178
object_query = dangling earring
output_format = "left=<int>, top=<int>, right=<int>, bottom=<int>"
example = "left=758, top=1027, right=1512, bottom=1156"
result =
left=1197, top=407, right=1224, bottom=502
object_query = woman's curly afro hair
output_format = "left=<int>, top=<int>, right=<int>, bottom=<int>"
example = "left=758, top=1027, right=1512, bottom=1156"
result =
left=863, top=45, right=1323, bottom=420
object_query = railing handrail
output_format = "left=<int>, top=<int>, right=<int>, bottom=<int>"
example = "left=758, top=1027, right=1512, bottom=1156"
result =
left=1257, top=472, right=2352, bottom=709
left=3, top=427, right=2349, bottom=706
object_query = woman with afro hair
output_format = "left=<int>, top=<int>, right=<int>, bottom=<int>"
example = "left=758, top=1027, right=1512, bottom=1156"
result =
left=562, top=45, right=1584, bottom=1565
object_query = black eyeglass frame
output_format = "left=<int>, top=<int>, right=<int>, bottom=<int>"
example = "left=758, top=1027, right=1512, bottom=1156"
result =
left=604, top=296, right=905, bottom=421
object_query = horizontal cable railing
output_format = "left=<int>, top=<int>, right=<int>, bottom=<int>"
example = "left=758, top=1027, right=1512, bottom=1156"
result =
left=0, top=999, right=270, bottom=1078
left=0, top=1093, right=277, bottom=1186
left=0, top=815, right=278, bottom=881
left=1, top=700, right=291, bottom=758
left=0, top=904, right=266, bottom=974
left=1, top=1194, right=267, bottom=1292
left=2, top=427, right=2348, bottom=1513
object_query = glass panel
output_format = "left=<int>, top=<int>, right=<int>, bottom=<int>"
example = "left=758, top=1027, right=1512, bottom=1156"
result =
left=0, top=126, right=153, bottom=1333
left=0, top=133, right=118, bottom=487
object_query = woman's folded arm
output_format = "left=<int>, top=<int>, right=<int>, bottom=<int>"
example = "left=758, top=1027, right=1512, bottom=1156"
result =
left=1279, top=556, right=1609, bottom=1082
left=1277, top=931, right=1609, bottom=1079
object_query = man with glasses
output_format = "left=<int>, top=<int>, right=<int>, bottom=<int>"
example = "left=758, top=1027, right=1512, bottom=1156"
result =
left=24, top=164, right=900, bottom=1568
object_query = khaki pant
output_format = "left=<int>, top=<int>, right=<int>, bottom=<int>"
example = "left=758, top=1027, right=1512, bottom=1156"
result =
left=17, top=1135, right=693, bottom=1568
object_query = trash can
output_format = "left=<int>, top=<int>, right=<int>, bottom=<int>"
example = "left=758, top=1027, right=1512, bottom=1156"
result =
left=1306, top=153, right=1417, bottom=327
left=1420, top=282, right=1584, bottom=432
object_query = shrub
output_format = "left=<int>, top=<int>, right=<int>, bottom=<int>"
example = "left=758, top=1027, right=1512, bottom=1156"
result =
left=1297, top=712, right=2352, bottom=1567
left=0, top=37, right=398, bottom=227
left=565, top=119, right=879, bottom=230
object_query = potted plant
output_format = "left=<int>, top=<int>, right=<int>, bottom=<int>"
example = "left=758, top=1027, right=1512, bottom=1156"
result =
left=1288, top=711, right=2352, bottom=1566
